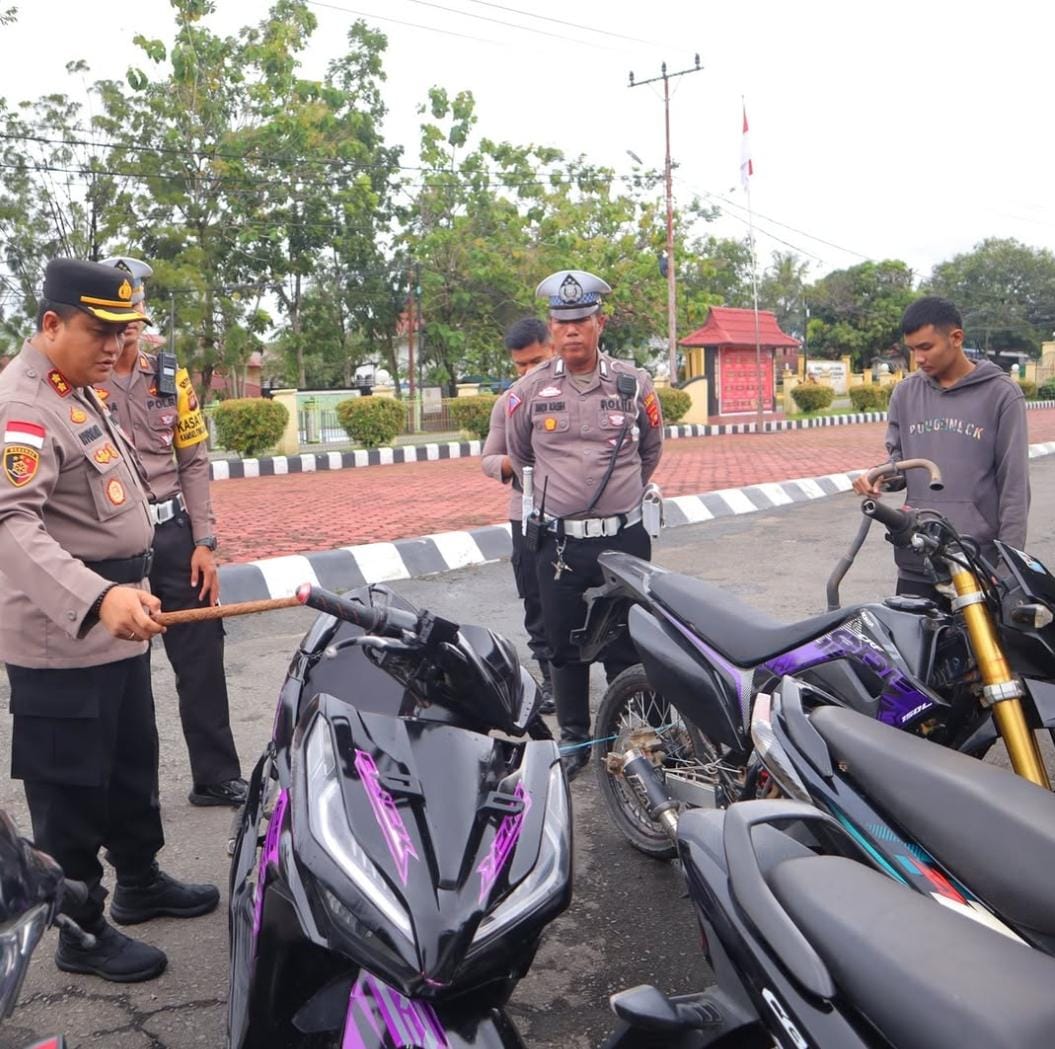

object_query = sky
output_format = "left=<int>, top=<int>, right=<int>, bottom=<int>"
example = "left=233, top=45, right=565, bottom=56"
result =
left=2, top=0, right=1053, bottom=287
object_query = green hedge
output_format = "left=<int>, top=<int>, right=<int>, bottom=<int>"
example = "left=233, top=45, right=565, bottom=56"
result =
left=848, top=384, right=893, bottom=411
left=336, top=396, right=406, bottom=448
left=1039, top=379, right=1055, bottom=400
left=1016, top=379, right=1038, bottom=399
left=448, top=394, right=499, bottom=440
left=213, top=398, right=289, bottom=457
left=790, top=384, right=835, bottom=413
left=656, top=386, right=690, bottom=424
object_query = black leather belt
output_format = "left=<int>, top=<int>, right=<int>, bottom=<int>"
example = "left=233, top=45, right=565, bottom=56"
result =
left=82, top=550, right=155, bottom=584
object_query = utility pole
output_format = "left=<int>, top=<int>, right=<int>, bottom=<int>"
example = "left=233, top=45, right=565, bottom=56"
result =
left=629, top=55, right=703, bottom=387
left=406, top=267, right=416, bottom=401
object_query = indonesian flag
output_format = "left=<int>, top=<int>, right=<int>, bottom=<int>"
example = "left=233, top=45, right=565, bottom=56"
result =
left=740, top=103, right=753, bottom=191
left=4, top=420, right=45, bottom=449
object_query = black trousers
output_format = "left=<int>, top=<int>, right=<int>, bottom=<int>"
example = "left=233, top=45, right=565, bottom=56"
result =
left=8, top=656, right=164, bottom=926
left=510, top=520, right=550, bottom=669
left=150, top=513, right=241, bottom=786
left=534, top=522, right=651, bottom=742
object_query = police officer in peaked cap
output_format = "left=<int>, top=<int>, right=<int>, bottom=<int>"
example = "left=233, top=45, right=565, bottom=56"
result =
left=0, top=259, right=219, bottom=983
left=505, top=269, right=664, bottom=780
left=99, top=256, right=246, bottom=809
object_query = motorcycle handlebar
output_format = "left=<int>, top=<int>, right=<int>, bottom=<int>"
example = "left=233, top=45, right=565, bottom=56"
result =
left=861, top=498, right=915, bottom=537
left=296, top=584, right=420, bottom=637
left=865, top=457, right=943, bottom=492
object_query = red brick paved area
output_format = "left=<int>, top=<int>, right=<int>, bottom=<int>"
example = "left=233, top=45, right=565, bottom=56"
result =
left=214, top=411, right=1055, bottom=564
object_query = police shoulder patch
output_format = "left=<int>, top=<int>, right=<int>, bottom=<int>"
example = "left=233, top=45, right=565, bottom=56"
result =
left=3, top=445, right=39, bottom=487
left=507, top=392, right=522, bottom=416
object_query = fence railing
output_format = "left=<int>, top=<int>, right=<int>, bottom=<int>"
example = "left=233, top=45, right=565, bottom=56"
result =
left=295, top=396, right=461, bottom=446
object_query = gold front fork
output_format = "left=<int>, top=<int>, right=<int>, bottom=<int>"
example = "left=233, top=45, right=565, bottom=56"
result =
left=949, top=567, right=1051, bottom=789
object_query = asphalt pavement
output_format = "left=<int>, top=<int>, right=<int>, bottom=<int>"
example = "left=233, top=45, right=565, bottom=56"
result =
left=2, top=457, right=1054, bottom=1048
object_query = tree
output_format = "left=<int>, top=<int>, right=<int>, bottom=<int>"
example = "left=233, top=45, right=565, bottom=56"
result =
left=0, top=79, right=119, bottom=350
left=759, top=251, right=810, bottom=336
left=926, top=238, right=1055, bottom=356
left=806, top=259, right=915, bottom=368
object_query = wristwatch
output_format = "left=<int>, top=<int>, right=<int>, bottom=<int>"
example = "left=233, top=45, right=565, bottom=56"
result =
left=194, top=536, right=218, bottom=551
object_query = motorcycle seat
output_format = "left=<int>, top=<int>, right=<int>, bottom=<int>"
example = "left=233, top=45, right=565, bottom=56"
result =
left=649, top=572, right=861, bottom=666
left=810, top=704, right=1055, bottom=939
left=770, top=854, right=1055, bottom=1049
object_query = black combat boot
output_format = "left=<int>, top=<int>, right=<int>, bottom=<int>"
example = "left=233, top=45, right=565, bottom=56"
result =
left=110, top=865, right=220, bottom=925
left=550, top=662, right=592, bottom=782
left=537, top=660, right=556, bottom=716
left=55, top=918, right=167, bottom=982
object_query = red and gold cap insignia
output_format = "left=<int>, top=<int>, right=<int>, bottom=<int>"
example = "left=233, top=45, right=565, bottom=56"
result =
left=48, top=370, right=72, bottom=398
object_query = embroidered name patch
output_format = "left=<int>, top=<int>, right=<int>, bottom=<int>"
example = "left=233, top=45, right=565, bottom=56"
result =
left=79, top=424, right=104, bottom=447
left=533, top=401, right=566, bottom=413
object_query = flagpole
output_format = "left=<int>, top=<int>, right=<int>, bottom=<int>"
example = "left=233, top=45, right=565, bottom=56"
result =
left=742, top=97, right=764, bottom=431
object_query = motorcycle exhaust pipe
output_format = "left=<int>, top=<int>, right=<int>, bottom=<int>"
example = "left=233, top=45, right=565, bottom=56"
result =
left=622, top=749, right=679, bottom=840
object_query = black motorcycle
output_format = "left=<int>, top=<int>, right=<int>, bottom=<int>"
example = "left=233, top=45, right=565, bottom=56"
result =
left=227, top=583, right=572, bottom=1049
left=0, top=809, right=97, bottom=1049
left=576, top=458, right=1055, bottom=856
left=601, top=783, right=1055, bottom=1049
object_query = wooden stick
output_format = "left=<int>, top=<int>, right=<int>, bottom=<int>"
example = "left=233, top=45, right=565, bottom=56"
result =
left=155, top=594, right=302, bottom=626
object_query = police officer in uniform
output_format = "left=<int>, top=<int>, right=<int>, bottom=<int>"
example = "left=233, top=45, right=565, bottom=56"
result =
left=0, top=259, right=219, bottom=982
left=506, top=270, right=664, bottom=779
left=99, top=257, right=245, bottom=808
left=481, top=317, right=556, bottom=715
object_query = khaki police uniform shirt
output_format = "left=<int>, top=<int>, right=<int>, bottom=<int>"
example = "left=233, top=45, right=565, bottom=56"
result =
left=481, top=390, right=525, bottom=522
left=505, top=353, right=663, bottom=519
left=98, top=352, right=213, bottom=543
left=0, top=343, right=155, bottom=668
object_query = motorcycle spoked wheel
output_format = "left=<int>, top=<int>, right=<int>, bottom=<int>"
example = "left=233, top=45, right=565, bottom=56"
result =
left=594, top=664, right=726, bottom=860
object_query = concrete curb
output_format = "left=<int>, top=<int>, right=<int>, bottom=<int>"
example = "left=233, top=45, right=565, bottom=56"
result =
left=216, top=439, right=1055, bottom=602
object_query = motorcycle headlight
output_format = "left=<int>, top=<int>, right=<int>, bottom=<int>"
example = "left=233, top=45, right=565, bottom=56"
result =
left=0, top=901, right=49, bottom=1018
left=304, top=717, right=414, bottom=943
left=472, top=763, right=569, bottom=947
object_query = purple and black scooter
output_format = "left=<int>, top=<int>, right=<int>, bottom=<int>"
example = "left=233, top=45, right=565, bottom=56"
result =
left=227, top=583, right=572, bottom=1049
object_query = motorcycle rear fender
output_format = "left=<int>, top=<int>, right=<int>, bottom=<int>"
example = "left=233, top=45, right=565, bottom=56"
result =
left=628, top=604, right=746, bottom=750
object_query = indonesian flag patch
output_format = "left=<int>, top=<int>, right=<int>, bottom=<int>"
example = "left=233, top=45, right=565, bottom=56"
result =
left=4, top=421, right=45, bottom=449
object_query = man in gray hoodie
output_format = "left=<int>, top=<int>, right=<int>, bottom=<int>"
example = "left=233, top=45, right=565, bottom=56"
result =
left=853, top=296, right=1029, bottom=599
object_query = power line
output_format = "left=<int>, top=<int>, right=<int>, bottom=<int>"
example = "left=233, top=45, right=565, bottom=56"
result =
left=305, top=0, right=498, bottom=43
left=397, top=0, right=620, bottom=49
left=460, top=0, right=669, bottom=48
left=702, top=185, right=872, bottom=262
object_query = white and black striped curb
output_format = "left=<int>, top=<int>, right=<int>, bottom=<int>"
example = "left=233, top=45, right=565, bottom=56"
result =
left=209, top=401, right=1055, bottom=480
left=217, top=438, right=1055, bottom=603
